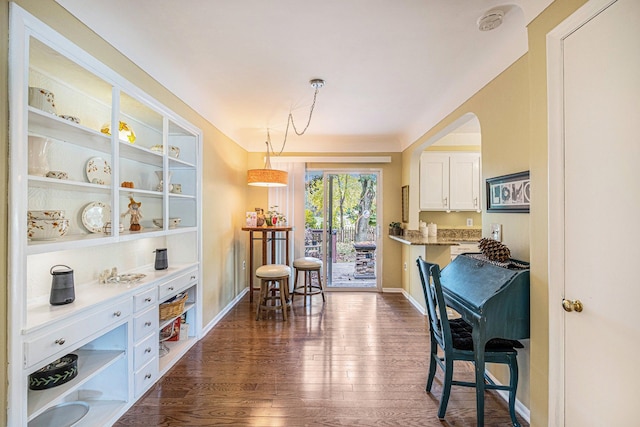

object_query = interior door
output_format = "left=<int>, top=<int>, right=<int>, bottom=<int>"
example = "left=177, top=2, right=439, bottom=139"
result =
left=561, top=0, right=639, bottom=424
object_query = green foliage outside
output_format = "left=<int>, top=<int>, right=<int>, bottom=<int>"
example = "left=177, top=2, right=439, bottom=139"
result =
left=305, top=172, right=377, bottom=261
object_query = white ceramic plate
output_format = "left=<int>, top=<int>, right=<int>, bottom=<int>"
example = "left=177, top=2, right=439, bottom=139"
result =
left=82, top=202, right=111, bottom=233
left=85, top=157, right=111, bottom=185
left=28, top=401, right=90, bottom=427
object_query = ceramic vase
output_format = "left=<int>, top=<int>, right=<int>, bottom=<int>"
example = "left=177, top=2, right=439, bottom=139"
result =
left=28, top=136, right=51, bottom=176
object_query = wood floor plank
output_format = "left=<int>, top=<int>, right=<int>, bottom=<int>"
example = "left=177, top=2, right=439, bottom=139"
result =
left=115, top=292, right=528, bottom=426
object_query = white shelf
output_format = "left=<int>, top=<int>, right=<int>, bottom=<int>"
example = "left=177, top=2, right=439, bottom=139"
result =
left=28, top=175, right=112, bottom=193
left=27, top=349, right=125, bottom=420
left=159, top=336, right=197, bottom=373
left=118, top=187, right=163, bottom=198
left=169, top=157, right=196, bottom=169
left=119, top=141, right=163, bottom=167
left=159, top=302, right=195, bottom=330
left=27, top=232, right=114, bottom=255
left=28, top=108, right=111, bottom=153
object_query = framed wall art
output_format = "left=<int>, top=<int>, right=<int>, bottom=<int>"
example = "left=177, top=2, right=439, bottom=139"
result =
left=401, top=185, right=409, bottom=223
left=486, top=171, right=530, bottom=213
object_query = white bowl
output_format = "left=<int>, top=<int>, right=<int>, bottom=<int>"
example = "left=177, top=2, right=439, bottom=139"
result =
left=28, top=219, right=69, bottom=240
left=27, top=210, right=65, bottom=220
left=153, top=217, right=181, bottom=228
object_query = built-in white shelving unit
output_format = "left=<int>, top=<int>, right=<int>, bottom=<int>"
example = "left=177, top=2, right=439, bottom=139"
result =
left=8, top=5, right=203, bottom=426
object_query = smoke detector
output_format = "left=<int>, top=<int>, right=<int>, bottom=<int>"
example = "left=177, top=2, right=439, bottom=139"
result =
left=477, top=9, right=505, bottom=31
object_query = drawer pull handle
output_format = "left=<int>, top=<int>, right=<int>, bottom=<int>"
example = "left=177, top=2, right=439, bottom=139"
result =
left=54, top=338, right=65, bottom=345
left=145, top=373, right=152, bottom=379
left=145, top=321, right=152, bottom=327
left=145, top=297, right=152, bottom=302
left=145, top=347, right=152, bottom=353
left=114, top=311, right=122, bottom=317
left=190, top=275, right=196, bottom=280
left=168, top=286, right=174, bottom=291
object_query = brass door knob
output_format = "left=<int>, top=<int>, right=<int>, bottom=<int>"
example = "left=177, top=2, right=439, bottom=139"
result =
left=562, top=299, right=583, bottom=312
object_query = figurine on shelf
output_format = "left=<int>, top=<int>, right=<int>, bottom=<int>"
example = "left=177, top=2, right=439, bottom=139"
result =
left=121, top=196, right=143, bottom=231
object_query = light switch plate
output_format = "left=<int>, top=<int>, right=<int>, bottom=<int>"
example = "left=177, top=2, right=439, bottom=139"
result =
left=490, top=223, right=502, bottom=241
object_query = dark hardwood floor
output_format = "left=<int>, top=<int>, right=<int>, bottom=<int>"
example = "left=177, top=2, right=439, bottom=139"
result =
left=115, top=292, right=528, bottom=426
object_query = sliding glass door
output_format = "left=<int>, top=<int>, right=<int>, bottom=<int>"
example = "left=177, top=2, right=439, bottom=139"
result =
left=304, top=170, right=380, bottom=290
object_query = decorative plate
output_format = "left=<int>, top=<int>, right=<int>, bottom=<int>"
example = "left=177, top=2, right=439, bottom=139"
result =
left=85, top=157, right=111, bottom=185
left=82, top=201, right=111, bottom=233
left=28, top=401, right=90, bottom=427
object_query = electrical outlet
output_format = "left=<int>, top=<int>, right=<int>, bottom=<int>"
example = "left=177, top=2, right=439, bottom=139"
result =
left=490, top=223, right=502, bottom=241
left=466, top=218, right=473, bottom=227
left=403, top=262, right=407, bottom=271
left=242, top=260, right=246, bottom=270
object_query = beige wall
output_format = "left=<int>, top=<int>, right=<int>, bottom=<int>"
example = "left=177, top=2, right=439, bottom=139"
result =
left=527, top=1, right=588, bottom=425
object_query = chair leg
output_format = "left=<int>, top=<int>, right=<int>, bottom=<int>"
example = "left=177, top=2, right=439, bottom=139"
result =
left=426, top=351, right=438, bottom=392
left=437, top=356, right=454, bottom=419
left=255, top=279, right=265, bottom=320
left=315, top=269, right=325, bottom=302
left=303, top=270, right=309, bottom=306
left=508, top=354, right=520, bottom=427
left=279, top=279, right=287, bottom=321
left=291, top=269, right=300, bottom=303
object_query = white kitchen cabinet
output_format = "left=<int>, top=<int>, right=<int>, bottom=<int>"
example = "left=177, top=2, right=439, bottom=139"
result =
left=420, top=152, right=481, bottom=211
left=8, top=6, right=202, bottom=426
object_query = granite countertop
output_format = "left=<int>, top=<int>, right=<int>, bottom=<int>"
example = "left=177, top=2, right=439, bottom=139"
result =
left=388, top=227, right=482, bottom=246
left=388, top=234, right=460, bottom=246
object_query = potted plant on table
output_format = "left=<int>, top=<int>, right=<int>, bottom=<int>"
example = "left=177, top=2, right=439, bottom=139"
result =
left=265, top=206, right=287, bottom=227
left=389, top=222, right=403, bottom=236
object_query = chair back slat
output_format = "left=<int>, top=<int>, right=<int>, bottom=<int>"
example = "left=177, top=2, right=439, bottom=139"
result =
left=417, top=257, right=452, bottom=351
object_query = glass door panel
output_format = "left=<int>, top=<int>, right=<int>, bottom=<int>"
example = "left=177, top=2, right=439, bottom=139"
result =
left=305, top=170, right=379, bottom=289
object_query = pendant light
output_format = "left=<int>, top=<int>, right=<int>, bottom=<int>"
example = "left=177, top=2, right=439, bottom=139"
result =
left=247, top=141, right=288, bottom=187
left=247, top=78, right=325, bottom=187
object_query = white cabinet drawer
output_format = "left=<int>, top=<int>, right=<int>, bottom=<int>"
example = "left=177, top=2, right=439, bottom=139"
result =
left=133, top=307, right=158, bottom=342
left=134, top=288, right=157, bottom=312
left=159, top=268, right=198, bottom=301
left=134, top=333, right=158, bottom=371
left=24, top=299, right=132, bottom=368
left=134, top=358, right=158, bottom=398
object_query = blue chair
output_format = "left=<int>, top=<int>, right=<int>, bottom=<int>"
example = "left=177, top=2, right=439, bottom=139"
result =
left=416, top=257, right=522, bottom=427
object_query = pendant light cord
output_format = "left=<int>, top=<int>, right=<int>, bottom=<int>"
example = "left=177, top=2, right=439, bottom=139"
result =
left=267, top=83, right=321, bottom=156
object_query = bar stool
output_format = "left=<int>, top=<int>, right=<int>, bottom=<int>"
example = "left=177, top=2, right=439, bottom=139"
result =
left=292, top=257, right=325, bottom=306
left=255, top=264, right=291, bottom=321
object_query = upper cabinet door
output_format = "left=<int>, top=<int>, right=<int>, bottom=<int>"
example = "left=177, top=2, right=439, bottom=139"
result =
left=449, top=153, right=480, bottom=211
left=419, top=152, right=450, bottom=210
left=419, top=152, right=481, bottom=212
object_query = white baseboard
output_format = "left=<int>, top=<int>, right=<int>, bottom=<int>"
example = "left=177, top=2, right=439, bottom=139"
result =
left=201, top=287, right=249, bottom=336
left=381, top=287, right=403, bottom=293
left=485, top=370, right=531, bottom=424
left=402, top=289, right=427, bottom=315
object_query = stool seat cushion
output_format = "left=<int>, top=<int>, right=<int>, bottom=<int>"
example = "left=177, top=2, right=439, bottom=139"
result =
left=256, top=264, right=291, bottom=278
left=293, top=257, right=322, bottom=268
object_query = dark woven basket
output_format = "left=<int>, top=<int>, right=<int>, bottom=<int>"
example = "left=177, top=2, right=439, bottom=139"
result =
left=29, top=353, right=78, bottom=390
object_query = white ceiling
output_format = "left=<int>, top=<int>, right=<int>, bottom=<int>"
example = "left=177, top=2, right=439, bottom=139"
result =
left=55, top=0, right=552, bottom=153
